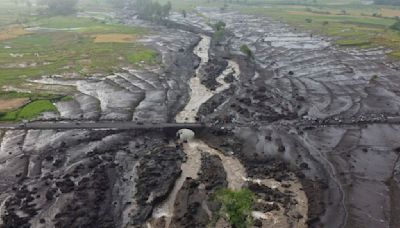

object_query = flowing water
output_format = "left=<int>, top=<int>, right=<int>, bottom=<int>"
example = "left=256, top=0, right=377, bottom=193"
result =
left=151, top=34, right=307, bottom=228
left=151, top=35, right=246, bottom=227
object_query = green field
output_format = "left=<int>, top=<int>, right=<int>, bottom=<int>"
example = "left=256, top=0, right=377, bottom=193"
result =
left=0, top=100, right=58, bottom=121
left=0, top=0, right=161, bottom=121
left=0, top=16, right=156, bottom=89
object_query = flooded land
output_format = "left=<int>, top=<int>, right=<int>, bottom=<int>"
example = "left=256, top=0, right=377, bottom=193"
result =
left=1, top=0, right=400, bottom=228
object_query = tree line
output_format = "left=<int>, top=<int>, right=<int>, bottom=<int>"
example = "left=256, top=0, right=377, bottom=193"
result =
left=107, top=0, right=172, bottom=21
left=132, top=0, right=172, bottom=21
left=36, top=0, right=172, bottom=19
left=38, top=0, right=79, bottom=15
left=374, top=0, right=400, bottom=5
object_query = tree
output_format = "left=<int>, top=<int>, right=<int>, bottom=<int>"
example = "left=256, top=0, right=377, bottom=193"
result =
left=214, top=21, right=226, bottom=31
left=39, top=0, right=78, bottom=15
left=134, top=0, right=171, bottom=21
left=162, top=1, right=172, bottom=18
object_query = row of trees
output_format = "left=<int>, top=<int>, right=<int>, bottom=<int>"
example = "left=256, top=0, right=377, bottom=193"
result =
left=134, top=0, right=172, bottom=21
left=37, top=0, right=172, bottom=18
left=38, top=0, right=78, bottom=15
left=374, top=0, right=400, bottom=5
left=107, top=0, right=172, bottom=21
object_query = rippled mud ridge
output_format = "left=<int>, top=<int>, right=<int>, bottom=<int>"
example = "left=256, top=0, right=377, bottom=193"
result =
left=0, top=15, right=201, bottom=228
left=187, top=7, right=400, bottom=228
left=2, top=7, right=400, bottom=228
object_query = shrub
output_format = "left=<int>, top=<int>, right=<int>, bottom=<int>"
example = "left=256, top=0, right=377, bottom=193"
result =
left=214, top=21, right=226, bottom=31
left=370, top=75, right=379, bottom=83
left=215, top=188, right=255, bottom=228
left=214, top=30, right=225, bottom=42
left=240, top=44, right=252, bottom=58
left=390, top=21, right=400, bottom=31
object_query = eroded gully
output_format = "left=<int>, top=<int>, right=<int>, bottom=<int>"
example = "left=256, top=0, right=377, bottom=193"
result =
left=149, top=34, right=308, bottom=227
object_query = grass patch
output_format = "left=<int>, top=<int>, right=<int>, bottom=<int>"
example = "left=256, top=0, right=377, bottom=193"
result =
left=0, top=100, right=57, bottom=121
left=59, top=95, right=73, bottom=102
left=214, top=188, right=255, bottom=228
left=336, top=39, right=371, bottom=46
left=126, top=49, right=159, bottom=65
left=0, top=91, right=62, bottom=100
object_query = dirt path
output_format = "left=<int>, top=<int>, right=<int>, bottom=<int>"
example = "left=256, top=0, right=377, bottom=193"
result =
left=0, top=98, right=29, bottom=112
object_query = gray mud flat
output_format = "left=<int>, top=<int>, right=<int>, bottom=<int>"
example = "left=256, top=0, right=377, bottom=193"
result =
left=0, top=129, right=185, bottom=228
left=0, top=15, right=202, bottom=228
left=184, top=7, right=400, bottom=228
left=149, top=30, right=309, bottom=228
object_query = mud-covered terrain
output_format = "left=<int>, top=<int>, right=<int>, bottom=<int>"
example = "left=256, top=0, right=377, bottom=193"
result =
left=0, top=16, right=201, bottom=228
left=1, top=6, right=400, bottom=228
left=179, top=8, right=400, bottom=228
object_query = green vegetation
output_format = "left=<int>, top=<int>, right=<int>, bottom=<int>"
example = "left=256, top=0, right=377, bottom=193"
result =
left=158, top=0, right=225, bottom=11
left=215, top=188, right=255, bottom=228
left=0, top=0, right=161, bottom=121
left=234, top=1, right=400, bottom=58
left=213, top=21, right=226, bottom=42
left=370, top=74, right=379, bottom=83
left=390, top=21, right=400, bottom=31
left=0, top=91, right=67, bottom=121
left=375, top=0, right=400, bottom=5
left=126, top=49, right=159, bottom=64
left=0, top=91, right=61, bottom=100
left=240, top=44, right=253, bottom=58
left=108, top=0, right=172, bottom=22
left=162, top=0, right=400, bottom=59
left=38, top=0, right=78, bottom=15
left=135, top=0, right=172, bottom=21
left=214, top=21, right=226, bottom=31
left=0, top=0, right=34, bottom=27
left=0, top=15, right=157, bottom=89
left=0, top=100, right=57, bottom=121
left=59, top=95, right=74, bottom=102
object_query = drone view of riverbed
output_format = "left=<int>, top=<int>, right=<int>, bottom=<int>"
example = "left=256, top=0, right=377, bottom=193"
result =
left=1, top=0, right=400, bottom=227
